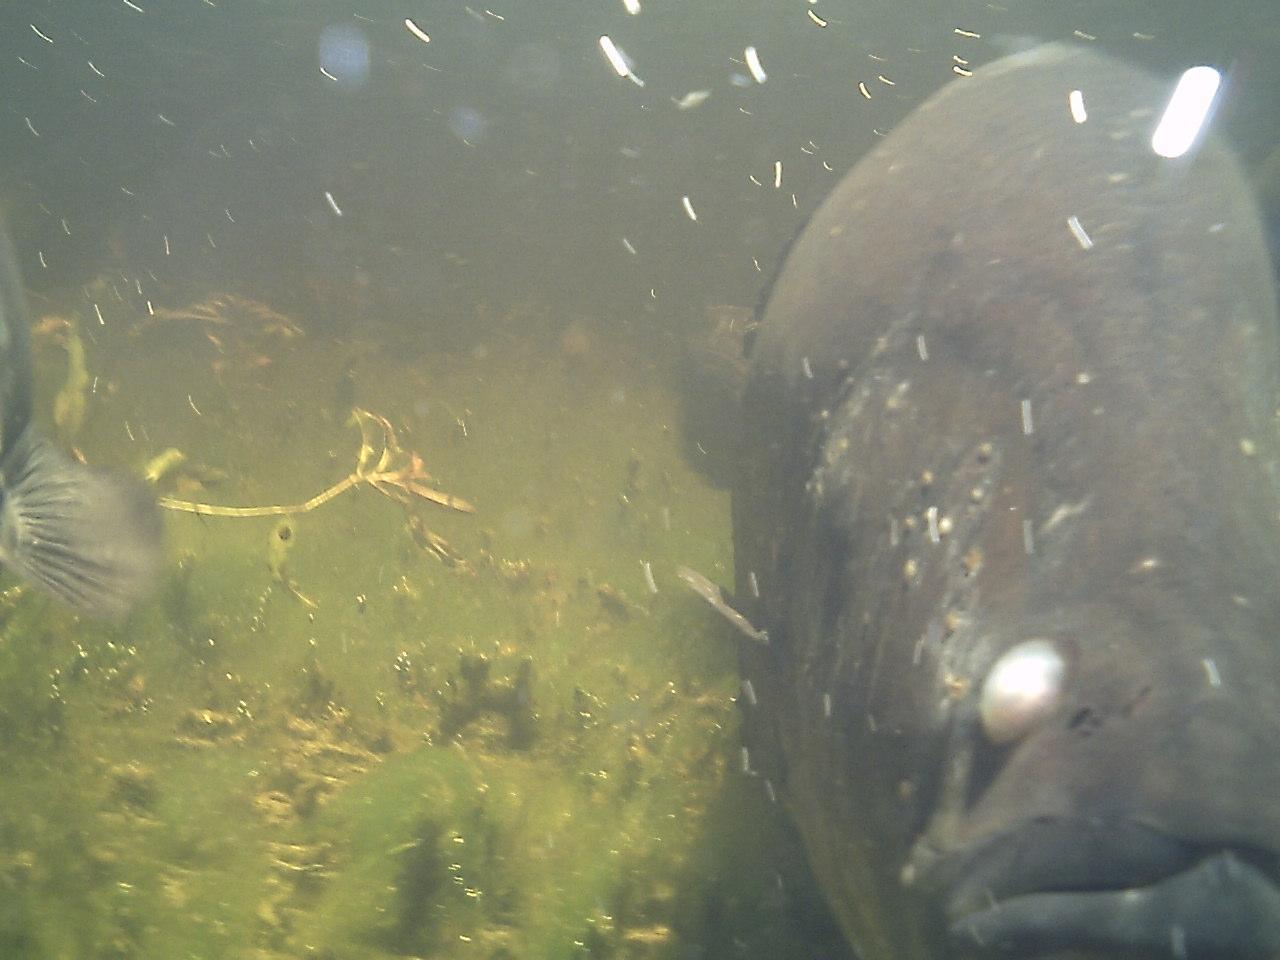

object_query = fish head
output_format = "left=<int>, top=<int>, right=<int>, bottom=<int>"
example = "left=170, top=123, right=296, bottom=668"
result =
left=907, top=587, right=1280, bottom=959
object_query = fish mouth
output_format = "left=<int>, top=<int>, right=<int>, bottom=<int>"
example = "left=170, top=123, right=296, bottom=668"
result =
left=944, top=822, right=1280, bottom=959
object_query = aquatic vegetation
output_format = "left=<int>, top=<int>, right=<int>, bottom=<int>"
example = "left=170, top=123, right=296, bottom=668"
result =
left=160, top=408, right=475, bottom=520
left=2, top=309, right=838, bottom=960
left=52, top=322, right=89, bottom=443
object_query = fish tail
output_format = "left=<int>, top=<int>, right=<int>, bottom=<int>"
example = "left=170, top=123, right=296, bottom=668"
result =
left=0, top=428, right=164, bottom=618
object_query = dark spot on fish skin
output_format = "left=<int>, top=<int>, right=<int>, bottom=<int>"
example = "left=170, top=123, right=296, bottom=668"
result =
left=276, top=524, right=292, bottom=542
left=1067, top=706, right=1102, bottom=736
left=1121, top=684, right=1154, bottom=718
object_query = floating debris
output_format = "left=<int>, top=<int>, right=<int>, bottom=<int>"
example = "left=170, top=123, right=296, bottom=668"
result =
left=144, top=448, right=187, bottom=485
left=677, top=566, right=768, bottom=643
left=672, top=89, right=711, bottom=110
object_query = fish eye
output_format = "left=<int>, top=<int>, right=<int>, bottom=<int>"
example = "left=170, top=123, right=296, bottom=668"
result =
left=978, top=638, right=1065, bottom=744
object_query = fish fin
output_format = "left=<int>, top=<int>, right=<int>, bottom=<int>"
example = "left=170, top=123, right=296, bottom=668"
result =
left=0, top=429, right=164, bottom=618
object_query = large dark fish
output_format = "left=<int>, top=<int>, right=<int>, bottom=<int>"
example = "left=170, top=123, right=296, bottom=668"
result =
left=0, top=226, right=162, bottom=617
left=732, top=43, right=1280, bottom=959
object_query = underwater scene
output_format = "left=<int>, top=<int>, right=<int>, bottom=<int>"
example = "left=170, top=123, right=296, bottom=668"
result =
left=1, top=1, right=1280, bottom=959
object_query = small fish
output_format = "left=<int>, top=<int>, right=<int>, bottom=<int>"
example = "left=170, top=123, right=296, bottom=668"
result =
left=0, top=227, right=163, bottom=617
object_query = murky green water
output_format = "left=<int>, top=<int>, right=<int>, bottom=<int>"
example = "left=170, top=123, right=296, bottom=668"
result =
left=1, top=292, right=845, bottom=958
left=0, top=1, right=1276, bottom=958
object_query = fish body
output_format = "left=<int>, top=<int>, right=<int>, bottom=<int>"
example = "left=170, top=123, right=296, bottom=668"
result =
left=0, top=227, right=162, bottom=617
left=733, top=44, right=1280, bottom=958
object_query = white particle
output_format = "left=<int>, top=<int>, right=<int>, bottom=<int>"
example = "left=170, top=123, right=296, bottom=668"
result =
left=1151, top=66, right=1221, bottom=160
left=1201, top=657, right=1221, bottom=688
left=324, top=190, right=343, bottom=217
left=1067, top=214, right=1094, bottom=250
left=744, top=45, right=767, bottom=83
left=641, top=559, right=657, bottom=594
left=916, top=334, right=928, bottom=361
left=598, top=35, right=630, bottom=79
left=1068, top=89, right=1087, bottom=123
left=680, top=195, right=698, bottom=221
left=404, top=18, right=431, bottom=43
